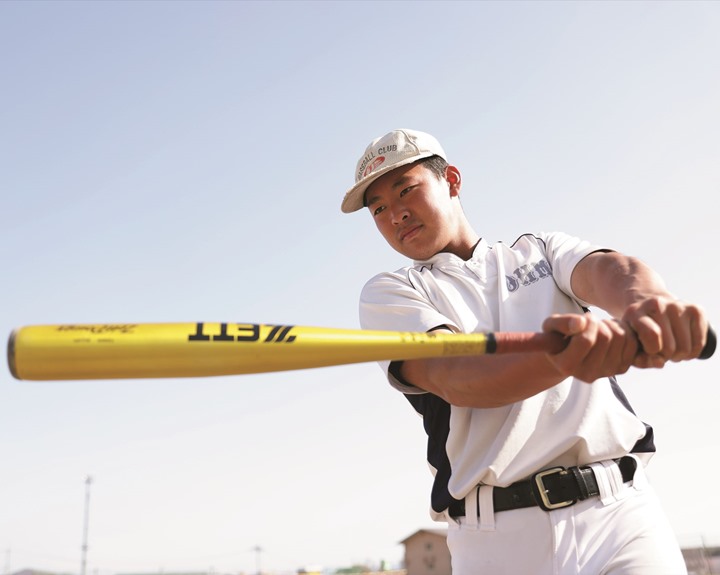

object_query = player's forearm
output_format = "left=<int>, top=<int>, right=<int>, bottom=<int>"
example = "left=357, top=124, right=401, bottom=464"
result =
left=400, top=354, right=567, bottom=408
left=571, top=251, right=670, bottom=318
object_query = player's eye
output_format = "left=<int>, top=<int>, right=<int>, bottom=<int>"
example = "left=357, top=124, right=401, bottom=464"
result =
left=372, top=205, right=386, bottom=217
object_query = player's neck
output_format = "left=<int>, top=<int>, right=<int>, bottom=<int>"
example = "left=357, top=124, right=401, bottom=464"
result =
left=440, top=228, right=481, bottom=261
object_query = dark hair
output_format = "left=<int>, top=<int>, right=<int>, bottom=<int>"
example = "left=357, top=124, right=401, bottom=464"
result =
left=416, top=155, right=449, bottom=180
left=362, top=155, right=451, bottom=208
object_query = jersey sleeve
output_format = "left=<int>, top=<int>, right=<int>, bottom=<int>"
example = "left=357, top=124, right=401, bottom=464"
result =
left=359, top=269, right=457, bottom=394
left=359, top=270, right=459, bottom=332
left=537, top=231, right=610, bottom=308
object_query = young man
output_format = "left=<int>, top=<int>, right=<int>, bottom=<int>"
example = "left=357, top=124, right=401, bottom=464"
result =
left=341, top=129, right=710, bottom=574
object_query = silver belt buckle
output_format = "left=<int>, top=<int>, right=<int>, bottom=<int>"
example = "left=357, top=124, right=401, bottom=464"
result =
left=532, top=467, right=576, bottom=511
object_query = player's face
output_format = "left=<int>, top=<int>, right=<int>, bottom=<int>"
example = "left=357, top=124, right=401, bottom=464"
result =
left=364, top=162, right=465, bottom=260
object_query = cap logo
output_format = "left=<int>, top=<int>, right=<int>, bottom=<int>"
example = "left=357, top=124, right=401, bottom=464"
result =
left=362, top=156, right=385, bottom=178
left=343, top=129, right=444, bottom=213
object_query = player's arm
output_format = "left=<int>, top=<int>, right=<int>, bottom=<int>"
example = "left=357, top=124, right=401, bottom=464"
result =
left=561, top=250, right=708, bottom=367
left=398, top=310, right=638, bottom=408
left=396, top=340, right=564, bottom=408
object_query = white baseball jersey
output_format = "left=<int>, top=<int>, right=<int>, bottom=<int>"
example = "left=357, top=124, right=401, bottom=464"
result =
left=359, top=232, right=655, bottom=519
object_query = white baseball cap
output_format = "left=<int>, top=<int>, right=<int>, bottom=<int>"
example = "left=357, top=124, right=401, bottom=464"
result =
left=340, top=128, right=447, bottom=213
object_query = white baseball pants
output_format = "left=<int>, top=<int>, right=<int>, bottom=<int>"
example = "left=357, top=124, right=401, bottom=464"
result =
left=446, top=459, right=687, bottom=575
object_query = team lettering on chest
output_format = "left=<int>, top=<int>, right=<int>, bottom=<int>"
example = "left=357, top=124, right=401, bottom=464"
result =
left=506, top=259, right=552, bottom=292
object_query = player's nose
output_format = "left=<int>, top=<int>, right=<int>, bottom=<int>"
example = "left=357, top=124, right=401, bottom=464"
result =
left=391, top=204, right=410, bottom=225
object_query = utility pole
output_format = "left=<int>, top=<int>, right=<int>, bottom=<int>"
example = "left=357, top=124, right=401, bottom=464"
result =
left=251, top=545, right=262, bottom=575
left=80, top=476, right=92, bottom=575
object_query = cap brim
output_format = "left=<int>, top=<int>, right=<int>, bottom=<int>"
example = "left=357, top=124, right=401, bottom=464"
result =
left=340, top=151, right=435, bottom=213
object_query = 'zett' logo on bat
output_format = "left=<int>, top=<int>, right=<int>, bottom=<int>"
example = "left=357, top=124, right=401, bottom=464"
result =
left=187, top=322, right=297, bottom=343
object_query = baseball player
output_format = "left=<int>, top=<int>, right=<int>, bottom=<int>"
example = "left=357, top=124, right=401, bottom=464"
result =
left=341, top=129, right=709, bottom=574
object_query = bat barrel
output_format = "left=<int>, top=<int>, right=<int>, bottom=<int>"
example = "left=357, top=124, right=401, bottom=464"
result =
left=7, top=323, right=492, bottom=381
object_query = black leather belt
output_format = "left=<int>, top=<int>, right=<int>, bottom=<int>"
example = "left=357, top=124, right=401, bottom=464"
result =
left=448, top=457, right=637, bottom=516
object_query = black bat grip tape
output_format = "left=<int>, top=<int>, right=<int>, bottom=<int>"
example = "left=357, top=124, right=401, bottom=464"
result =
left=700, top=326, right=716, bottom=360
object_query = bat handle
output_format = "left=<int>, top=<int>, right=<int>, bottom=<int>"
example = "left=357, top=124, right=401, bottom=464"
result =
left=519, top=325, right=716, bottom=359
left=700, top=325, right=716, bottom=360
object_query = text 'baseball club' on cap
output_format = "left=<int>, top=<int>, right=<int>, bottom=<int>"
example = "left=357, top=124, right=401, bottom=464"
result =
left=340, top=128, right=447, bottom=213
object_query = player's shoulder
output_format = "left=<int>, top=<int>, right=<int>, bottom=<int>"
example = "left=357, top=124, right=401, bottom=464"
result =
left=362, top=266, right=415, bottom=292
left=505, top=230, right=569, bottom=249
left=502, top=231, right=602, bottom=255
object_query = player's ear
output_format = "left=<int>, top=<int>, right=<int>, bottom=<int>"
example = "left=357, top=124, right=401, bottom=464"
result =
left=445, top=166, right=462, bottom=196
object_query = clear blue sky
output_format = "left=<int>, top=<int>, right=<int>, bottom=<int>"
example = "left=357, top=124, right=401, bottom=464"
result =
left=1, top=1, right=719, bottom=573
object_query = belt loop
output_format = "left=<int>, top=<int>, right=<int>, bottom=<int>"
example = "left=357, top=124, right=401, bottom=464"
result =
left=602, top=459, right=625, bottom=494
left=588, top=461, right=614, bottom=504
left=478, top=485, right=496, bottom=531
left=464, top=485, right=480, bottom=529
left=589, top=459, right=629, bottom=504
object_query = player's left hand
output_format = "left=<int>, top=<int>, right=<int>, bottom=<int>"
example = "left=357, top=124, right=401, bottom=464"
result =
left=541, top=314, right=639, bottom=383
left=621, top=296, right=708, bottom=368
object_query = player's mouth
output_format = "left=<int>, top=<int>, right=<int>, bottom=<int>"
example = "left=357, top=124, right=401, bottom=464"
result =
left=399, top=223, right=423, bottom=243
